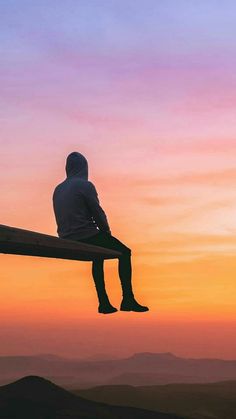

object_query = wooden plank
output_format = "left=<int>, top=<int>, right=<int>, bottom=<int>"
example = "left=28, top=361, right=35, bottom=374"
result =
left=0, top=224, right=121, bottom=261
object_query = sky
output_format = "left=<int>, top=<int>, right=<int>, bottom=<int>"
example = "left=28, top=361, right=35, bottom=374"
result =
left=1, top=0, right=236, bottom=359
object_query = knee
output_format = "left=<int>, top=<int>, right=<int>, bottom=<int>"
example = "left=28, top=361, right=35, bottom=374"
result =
left=121, top=247, right=131, bottom=257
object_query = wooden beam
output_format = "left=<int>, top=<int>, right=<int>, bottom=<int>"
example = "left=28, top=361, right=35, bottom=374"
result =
left=0, top=224, right=121, bottom=261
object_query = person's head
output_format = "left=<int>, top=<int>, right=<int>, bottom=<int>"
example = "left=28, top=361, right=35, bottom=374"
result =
left=65, top=151, right=88, bottom=179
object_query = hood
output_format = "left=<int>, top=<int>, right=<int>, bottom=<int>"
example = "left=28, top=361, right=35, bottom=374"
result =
left=65, top=151, right=88, bottom=179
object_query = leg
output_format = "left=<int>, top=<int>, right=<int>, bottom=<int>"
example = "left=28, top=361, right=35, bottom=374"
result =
left=80, top=232, right=134, bottom=298
left=87, top=234, right=135, bottom=299
left=88, top=233, right=148, bottom=312
left=118, top=250, right=149, bottom=312
left=92, top=259, right=117, bottom=314
left=118, top=250, right=134, bottom=299
left=80, top=232, right=149, bottom=312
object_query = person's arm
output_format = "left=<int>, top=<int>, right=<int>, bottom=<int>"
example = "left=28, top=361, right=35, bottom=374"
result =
left=85, top=181, right=111, bottom=234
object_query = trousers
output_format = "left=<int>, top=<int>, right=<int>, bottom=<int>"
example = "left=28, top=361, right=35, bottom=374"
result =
left=76, top=231, right=134, bottom=304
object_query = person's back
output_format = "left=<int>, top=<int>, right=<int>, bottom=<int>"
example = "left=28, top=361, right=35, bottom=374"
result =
left=53, top=177, right=98, bottom=240
left=53, top=152, right=111, bottom=240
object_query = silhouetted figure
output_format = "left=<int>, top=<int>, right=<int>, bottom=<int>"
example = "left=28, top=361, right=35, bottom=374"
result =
left=52, top=152, right=149, bottom=314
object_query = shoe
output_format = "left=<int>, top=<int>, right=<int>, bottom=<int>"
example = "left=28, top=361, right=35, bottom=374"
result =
left=120, top=298, right=149, bottom=312
left=98, top=304, right=118, bottom=314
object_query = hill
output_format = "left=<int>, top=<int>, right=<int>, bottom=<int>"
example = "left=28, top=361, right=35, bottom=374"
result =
left=75, top=380, right=236, bottom=419
left=0, top=375, right=183, bottom=419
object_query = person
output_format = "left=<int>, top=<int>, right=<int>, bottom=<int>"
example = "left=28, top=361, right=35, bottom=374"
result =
left=52, top=151, right=149, bottom=314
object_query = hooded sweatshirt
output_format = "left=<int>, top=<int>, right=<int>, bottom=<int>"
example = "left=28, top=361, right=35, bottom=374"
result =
left=52, top=152, right=111, bottom=239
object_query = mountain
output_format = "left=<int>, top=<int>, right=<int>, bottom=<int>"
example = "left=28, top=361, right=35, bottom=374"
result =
left=0, top=376, right=183, bottom=419
left=75, top=380, right=236, bottom=419
left=84, top=353, right=121, bottom=361
left=1, top=352, right=236, bottom=388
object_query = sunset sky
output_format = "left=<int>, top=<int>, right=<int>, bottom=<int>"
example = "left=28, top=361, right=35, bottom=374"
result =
left=1, top=1, right=236, bottom=359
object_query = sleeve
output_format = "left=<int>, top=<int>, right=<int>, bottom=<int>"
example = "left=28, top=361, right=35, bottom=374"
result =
left=85, top=181, right=111, bottom=234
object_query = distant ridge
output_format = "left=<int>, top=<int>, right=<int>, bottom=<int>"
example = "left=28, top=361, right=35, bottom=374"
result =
left=1, top=352, right=236, bottom=388
left=128, top=352, right=179, bottom=360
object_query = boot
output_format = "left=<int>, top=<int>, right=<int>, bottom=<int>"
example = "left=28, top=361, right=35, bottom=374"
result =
left=120, top=296, right=149, bottom=312
left=98, top=293, right=118, bottom=314
left=98, top=303, right=118, bottom=314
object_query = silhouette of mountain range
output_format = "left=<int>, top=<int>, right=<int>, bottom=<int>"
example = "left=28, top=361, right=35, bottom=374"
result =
left=0, top=376, right=183, bottom=419
left=1, top=352, right=236, bottom=388
left=75, top=380, right=236, bottom=419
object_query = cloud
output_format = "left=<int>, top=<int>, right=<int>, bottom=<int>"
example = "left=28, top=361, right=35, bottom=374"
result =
left=154, top=138, right=236, bottom=155
left=136, top=232, right=236, bottom=254
left=165, top=168, right=236, bottom=186
left=118, top=168, right=236, bottom=188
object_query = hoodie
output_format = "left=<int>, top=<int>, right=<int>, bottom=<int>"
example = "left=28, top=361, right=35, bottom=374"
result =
left=52, top=152, right=111, bottom=239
